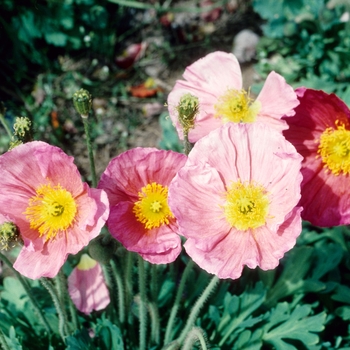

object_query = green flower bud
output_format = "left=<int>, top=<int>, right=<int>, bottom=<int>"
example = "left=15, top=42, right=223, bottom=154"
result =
left=87, top=233, right=118, bottom=265
left=176, top=93, right=199, bottom=134
left=73, top=89, right=92, bottom=118
left=13, top=117, right=32, bottom=141
left=0, top=222, right=21, bottom=250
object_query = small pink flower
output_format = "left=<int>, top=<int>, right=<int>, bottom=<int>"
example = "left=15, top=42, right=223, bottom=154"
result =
left=68, top=254, right=110, bottom=314
left=167, top=51, right=299, bottom=143
left=0, top=141, right=109, bottom=279
left=98, top=148, right=187, bottom=264
left=168, top=123, right=303, bottom=279
left=283, top=88, right=350, bottom=226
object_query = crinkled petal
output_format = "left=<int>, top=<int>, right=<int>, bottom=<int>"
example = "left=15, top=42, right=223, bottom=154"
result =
left=283, top=88, right=350, bottom=226
left=169, top=162, right=230, bottom=248
left=184, top=207, right=302, bottom=279
left=256, top=71, right=299, bottom=131
left=183, top=51, right=242, bottom=95
left=98, top=148, right=187, bottom=205
left=108, top=202, right=181, bottom=263
left=14, top=238, right=68, bottom=279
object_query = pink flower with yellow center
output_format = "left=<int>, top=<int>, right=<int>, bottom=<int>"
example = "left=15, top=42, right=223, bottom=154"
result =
left=68, top=254, right=110, bottom=314
left=168, top=123, right=303, bottom=279
left=98, top=148, right=187, bottom=264
left=167, top=51, right=299, bottom=143
left=0, top=141, right=109, bottom=279
left=283, top=88, right=350, bottom=226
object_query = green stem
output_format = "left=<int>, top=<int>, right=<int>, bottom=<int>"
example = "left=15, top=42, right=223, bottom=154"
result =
left=164, top=260, right=194, bottom=344
left=147, top=302, right=160, bottom=345
left=138, top=256, right=147, bottom=350
left=0, top=252, right=52, bottom=335
left=0, top=327, right=11, bottom=350
left=182, top=327, right=208, bottom=350
left=111, top=258, right=125, bottom=324
left=124, top=251, right=134, bottom=322
left=56, top=271, right=79, bottom=331
left=183, top=131, right=192, bottom=156
left=82, top=118, right=97, bottom=187
left=176, top=275, right=219, bottom=345
left=0, top=109, right=13, bottom=139
left=40, top=278, right=69, bottom=341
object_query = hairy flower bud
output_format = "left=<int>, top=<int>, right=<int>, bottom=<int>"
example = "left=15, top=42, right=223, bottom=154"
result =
left=0, top=221, right=21, bottom=250
left=176, top=93, right=199, bottom=134
left=73, top=89, right=92, bottom=118
left=88, top=233, right=118, bottom=265
left=13, top=117, right=33, bottom=142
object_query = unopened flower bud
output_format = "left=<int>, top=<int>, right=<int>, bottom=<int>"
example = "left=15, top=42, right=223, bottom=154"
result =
left=13, top=117, right=32, bottom=141
left=0, top=222, right=21, bottom=250
left=73, top=89, right=92, bottom=118
left=176, top=93, right=199, bottom=134
left=88, top=233, right=118, bottom=265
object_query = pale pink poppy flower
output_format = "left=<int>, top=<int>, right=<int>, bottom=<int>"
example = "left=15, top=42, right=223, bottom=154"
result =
left=168, top=123, right=303, bottom=279
left=98, top=148, right=187, bottom=264
left=68, top=254, right=110, bottom=314
left=283, top=88, right=350, bottom=227
left=0, top=141, right=109, bottom=279
left=167, top=51, right=299, bottom=143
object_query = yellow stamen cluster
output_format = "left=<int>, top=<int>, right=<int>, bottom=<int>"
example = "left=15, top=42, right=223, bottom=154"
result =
left=214, top=88, right=261, bottom=124
left=133, top=182, right=174, bottom=230
left=24, top=183, right=77, bottom=241
left=224, top=181, right=270, bottom=231
left=318, top=120, right=350, bottom=175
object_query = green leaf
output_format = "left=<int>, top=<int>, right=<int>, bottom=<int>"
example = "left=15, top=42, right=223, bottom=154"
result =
left=335, top=306, right=350, bottom=321
left=217, top=282, right=266, bottom=347
left=233, top=329, right=263, bottom=350
left=263, top=303, right=326, bottom=350
left=44, top=32, right=68, bottom=46
left=332, top=284, right=350, bottom=304
left=66, top=328, right=92, bottom=350
left=95, top=318, right=124, bottom=349
left=5, top=326, right=23, bottom=350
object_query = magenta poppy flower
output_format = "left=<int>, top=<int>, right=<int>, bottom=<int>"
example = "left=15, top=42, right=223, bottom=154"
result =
left=167, top=51, right=299, bottom=143
left=0, top=141, right=109, bottom=279
left=98, top=148, right=187, bottom=264
left=68, top=254, right=110, bottom=314
left=283, top=88, right=350, bottom=226
left=168, top=123, right=303, bottom=279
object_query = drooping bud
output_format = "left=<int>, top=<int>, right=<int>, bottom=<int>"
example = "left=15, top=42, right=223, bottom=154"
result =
left=73, top=89, right=92, bottom=118
left=176, top=93, right=199, bottom=134
left=13, top=117, right=33, bottom=142
left=87, top=233, right=118, bottom=265
left=0, top=221, right=21, bottom=250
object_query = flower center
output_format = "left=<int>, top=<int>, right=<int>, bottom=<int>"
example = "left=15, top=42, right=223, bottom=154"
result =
left=318, top=121, right=350, bottom=176
left=24, top=183, right=77, bottom=240
left=133, top=182, right=174, bottom=230
left=214, top=88, right=261, bottom=123
left=224, top=181, right=269, bottom=231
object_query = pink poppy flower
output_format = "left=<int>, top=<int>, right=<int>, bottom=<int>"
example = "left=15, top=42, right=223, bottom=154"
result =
left=0, top=141, right=109, bottom=279
left=98, top=148, right=187, bottom=264
left=283, top=88, right=350, bottom=227
left=168, top=123, right=303, bottom=279
left=167, top=51, right=299, bottom=143
left=68, top=254, right=110, bottom=314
